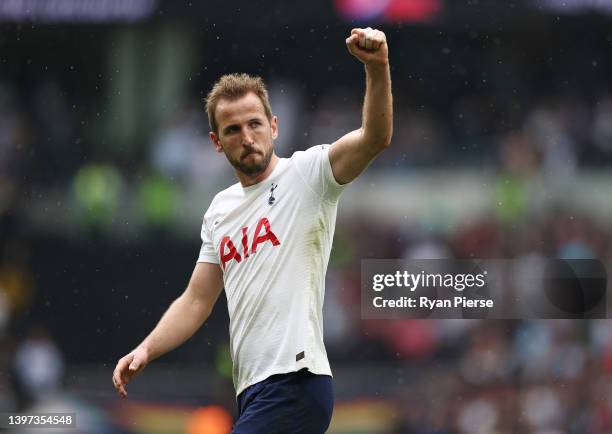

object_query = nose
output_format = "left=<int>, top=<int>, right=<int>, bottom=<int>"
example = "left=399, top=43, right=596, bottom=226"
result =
left=241, top=128, right=255, bottom=146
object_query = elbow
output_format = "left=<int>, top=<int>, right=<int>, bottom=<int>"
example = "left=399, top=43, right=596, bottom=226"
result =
left=380, top=132, right=393, bottom=150
left=383, top=124, right=393, bottom=148
left=366, top=133, right=393, bottom=155
left=182, top=289, right=213, bottom=321
left=362, top=124, right=393, bottom=154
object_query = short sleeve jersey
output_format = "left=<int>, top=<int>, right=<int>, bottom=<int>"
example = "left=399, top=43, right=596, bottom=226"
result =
left=198, top=145, right=346, bottom=396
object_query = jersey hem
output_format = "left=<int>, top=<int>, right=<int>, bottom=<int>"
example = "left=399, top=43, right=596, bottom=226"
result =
left=235, top=365, right=333, bottom=397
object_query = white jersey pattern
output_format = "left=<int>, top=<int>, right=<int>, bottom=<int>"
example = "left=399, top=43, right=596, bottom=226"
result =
left=197, top=144, right=346, bottom=396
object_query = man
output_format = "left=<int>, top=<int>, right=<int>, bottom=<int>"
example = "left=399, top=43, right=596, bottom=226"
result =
left=113, top=27, right=392, bottom=433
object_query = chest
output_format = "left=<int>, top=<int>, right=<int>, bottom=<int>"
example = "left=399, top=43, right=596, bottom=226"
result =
left=210, top=180, right=318, bottom=270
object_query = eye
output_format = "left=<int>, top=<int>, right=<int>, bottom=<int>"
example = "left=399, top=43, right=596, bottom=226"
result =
left=225, top=125, right=240, bottom=134
left=250, top=120, right=261, bottom=128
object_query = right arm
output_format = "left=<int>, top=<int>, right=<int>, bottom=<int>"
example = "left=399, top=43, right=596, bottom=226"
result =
left=112, top=262, right=223, bottom=398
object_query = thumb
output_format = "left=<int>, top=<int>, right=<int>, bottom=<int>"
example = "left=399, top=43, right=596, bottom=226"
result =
left=129, top=357, right=141, bottom=371
left=346, top=34, right=358, bottom=46
left=345, top=34, right=359, bottom=54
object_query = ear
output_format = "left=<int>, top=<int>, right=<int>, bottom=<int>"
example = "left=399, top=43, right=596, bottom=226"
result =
left=209, top=131, right=223, bottom=153
left=270, top=115, right=278, bottom=140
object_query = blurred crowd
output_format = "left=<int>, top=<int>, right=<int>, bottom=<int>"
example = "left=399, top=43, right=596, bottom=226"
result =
left=2, top=77, right=612, bottom=194
left=324, top=210, right=612, bottom=433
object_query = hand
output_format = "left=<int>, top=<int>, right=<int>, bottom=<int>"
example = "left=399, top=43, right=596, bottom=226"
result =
left=345, top=27, right=388, bottom=67
left=112, top=347, right=149, bottom=398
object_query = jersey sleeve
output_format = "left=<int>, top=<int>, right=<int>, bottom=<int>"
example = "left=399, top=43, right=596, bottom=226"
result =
left=197, top=208, right=219, bottom=264
left=293, top=144, right=348, bottom=203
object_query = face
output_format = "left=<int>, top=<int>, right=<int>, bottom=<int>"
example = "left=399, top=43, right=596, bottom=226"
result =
left=210, top=92, right=278, bottom=177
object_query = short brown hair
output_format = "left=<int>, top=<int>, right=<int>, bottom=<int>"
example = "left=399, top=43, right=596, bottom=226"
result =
left=205, top=73, right=273, bottom=134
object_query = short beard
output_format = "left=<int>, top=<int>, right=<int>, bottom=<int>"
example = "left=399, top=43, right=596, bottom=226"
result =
left=227, top=146, right=273, bottom=176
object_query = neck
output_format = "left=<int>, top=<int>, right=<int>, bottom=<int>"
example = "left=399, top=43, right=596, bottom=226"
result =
left=237, top=153, right=279, bottom=187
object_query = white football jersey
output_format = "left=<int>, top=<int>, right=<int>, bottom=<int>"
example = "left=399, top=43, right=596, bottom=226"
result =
left=197, top=144, right=346, bottom=396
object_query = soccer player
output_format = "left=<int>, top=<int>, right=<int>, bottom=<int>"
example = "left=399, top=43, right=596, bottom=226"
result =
left=113, top=27, right=392, bottom=433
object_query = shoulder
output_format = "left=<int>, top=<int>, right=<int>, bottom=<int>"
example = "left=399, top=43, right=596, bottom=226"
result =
left=215, top=181, right=244, bottom=203
left=288, top=144, right=331, bottom=172
left=285, top=144, right=345, bottom=201
left=290, top=144, right=330, bottom=161
left=204, top=182, right=241, bottom=217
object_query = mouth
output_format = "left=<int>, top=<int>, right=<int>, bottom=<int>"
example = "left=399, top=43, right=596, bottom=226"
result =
left=241, top=150, right=261, bottom=160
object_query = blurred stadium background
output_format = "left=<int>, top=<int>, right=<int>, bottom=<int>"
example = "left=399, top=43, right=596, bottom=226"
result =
left=1, top=0, right=612, bottom=433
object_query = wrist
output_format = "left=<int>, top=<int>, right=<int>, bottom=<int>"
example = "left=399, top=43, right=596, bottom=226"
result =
left=136, top=344, right=152, bottom=360
left=365, top=59, right=390, bottom=73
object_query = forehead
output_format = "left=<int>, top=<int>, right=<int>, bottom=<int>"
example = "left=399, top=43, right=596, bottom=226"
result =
left=215, top=92, right=267, bottom=128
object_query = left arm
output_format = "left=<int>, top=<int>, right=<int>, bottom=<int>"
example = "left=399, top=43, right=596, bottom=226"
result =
left=329, top=27, right=393, bottom=185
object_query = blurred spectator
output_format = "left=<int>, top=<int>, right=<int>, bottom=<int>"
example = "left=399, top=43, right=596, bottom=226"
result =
left=14, top=326, right=65, bottom=409
left=0, top=83, right=29, bottom=194
left=457, top=397, right=498, bottom=434
left=136, top=170, right=182, bottom=231
left=32, top=80, right=77, bottom=185
left=73, top=162, right=125, bottom=229
left=592, top=96, right=612, bottom=158
left=522, top=386, right=565, bottom=432
left=151, top=103, right=225, bottom=186
left=0, top=239, right=35, bottom=320
left=308, top=86, right=361, bottom=147
left=267, top=78, right=303, bottom=155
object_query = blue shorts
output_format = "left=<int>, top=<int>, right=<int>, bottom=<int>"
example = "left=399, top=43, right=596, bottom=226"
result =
left=231, top=368, right=334, bottom=434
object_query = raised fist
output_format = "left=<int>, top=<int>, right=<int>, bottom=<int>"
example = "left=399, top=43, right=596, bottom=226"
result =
left=345, top=27, right=389, bottom=66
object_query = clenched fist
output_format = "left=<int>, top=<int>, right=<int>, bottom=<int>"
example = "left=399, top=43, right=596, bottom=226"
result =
left=345, top=27, right=388, bottom=67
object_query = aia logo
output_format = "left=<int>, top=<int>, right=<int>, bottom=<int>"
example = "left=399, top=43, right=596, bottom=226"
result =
left=219, top=217, right=281, bottom=270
